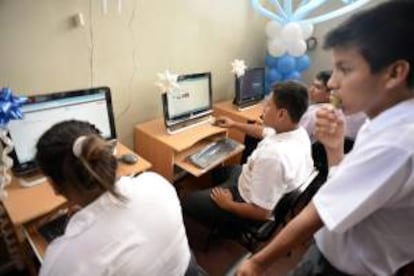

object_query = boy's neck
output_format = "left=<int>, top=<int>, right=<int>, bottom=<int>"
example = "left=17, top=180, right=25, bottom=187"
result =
left=274, top=123, right=298, bottom=134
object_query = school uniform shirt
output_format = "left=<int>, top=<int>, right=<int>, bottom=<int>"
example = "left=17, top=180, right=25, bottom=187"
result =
left=238, top=126, right=314, bottom=212
left=313, top=98, right=414, bottom=276
left=300, top=103, right=367, bottom=142
left=39, top=172, right=191, bottom=276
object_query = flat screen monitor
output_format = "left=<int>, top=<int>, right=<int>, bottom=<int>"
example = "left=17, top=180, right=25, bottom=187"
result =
left=162, top=72, right=212, bottom=132
left=233, top=67, right=265, bottom=109
left=8, top=86, right=117, bottom=175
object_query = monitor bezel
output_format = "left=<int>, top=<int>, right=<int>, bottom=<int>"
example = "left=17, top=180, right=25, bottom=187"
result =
left=162, top=72, right=213, bottom=128
left=233, top=67, right=265, bottom=107
left=8, top=86, right=117, bottom=176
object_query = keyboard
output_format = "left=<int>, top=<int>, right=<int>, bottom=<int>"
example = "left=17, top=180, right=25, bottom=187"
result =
left=38, top=214, right=69, bottom=243
left=188, top=137, right=239, bottom=169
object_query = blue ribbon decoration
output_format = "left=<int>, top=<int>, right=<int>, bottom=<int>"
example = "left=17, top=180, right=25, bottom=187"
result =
left=0, top=87, right=27, bottom=128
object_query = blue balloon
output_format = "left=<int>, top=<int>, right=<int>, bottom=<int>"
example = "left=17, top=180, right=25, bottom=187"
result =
left=265, top=55, right=279, bottom=68
left=284, top=71, right=302, bottom=81
left=277, top=55, right=296, bottom=74
left=267, top=68, right=283, bottom=84
left=295, top=55, right=311, bottom=72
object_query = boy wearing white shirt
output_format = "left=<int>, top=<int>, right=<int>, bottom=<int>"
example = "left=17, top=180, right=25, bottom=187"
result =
left=300, top=70, right=367, bottom=143
left=238, top=1, right=414, bottom=275
left=182, top=81, right=313, bottom=235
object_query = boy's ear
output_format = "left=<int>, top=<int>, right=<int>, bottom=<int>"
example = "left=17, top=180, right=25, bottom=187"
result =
left=279, top=108, right=289, bottom=120
left=385, top=60, right=410, bottom=89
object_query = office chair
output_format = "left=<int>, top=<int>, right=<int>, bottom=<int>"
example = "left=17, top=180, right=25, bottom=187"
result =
left=236, top=169, right=320, bottom=252
left=312, top=137, right=355, bottom=182
left=240, top=134, right=260, bottom=164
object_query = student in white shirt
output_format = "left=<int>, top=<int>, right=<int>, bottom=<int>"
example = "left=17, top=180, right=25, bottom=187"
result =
left=35, top=120, right=201, bottom=276
left=302, top=70, right=366, bottom=179
left=182, top=81, right=314, bottom=234
left=300, top=70, right=366, bottom=143
left=237, top=1, right=414, bottom=275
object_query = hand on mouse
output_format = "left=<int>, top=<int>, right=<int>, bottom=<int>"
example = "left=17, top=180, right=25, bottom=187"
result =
left=213, top=116, right=235, bottom=128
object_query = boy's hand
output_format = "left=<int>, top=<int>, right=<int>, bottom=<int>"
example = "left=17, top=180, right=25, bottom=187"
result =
left=210, top=187, right=233, bottom=210
left=314, top=105, right=345, bottom=151
left=214, top=116, right=235, bottom=128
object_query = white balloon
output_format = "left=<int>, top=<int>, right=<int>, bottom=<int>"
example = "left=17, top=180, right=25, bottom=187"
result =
left=267, top=38, right=286, bottom=57
left=300, top=22, right=314, bottom=40
left=265, top=21, right=283, bottom=39
left=281, top=22, right=303, bottom=42
left=287, top=39, right=307, bottom=57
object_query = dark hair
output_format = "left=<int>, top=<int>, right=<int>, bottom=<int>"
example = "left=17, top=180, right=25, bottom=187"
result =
left=271, top=81, right=308, bottom=123
left=315, top=70, right=332, bottom=87
left=324, top=0, right=414, bottom=87
left=35, top=120, right=123, bottom=200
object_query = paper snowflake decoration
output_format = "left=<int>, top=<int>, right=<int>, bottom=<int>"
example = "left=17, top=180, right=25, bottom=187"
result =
left=231, top=59, right=247, bottom=78
left=155, top=70, right=180, bottom=96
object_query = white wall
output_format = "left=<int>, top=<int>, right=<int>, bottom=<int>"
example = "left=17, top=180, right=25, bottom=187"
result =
left=0, top=0, right=385, bottom=147
left=0, top=0, right=267, bottom=147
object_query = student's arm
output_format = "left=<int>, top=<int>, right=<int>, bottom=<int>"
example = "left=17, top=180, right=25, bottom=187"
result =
left=215, top=116, right=264, bottom=139
left=314, top=106, right=345, bottom=166
left=237, top=202, right=324, bottom=276
left=210, top=187, right=271, bottom=221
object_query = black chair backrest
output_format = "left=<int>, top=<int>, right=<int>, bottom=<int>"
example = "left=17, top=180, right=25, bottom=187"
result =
left=241, top=169, right=319, bottom=248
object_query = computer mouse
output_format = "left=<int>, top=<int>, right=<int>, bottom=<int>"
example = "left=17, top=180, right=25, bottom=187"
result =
left=118, top=153, right=138, bottom=165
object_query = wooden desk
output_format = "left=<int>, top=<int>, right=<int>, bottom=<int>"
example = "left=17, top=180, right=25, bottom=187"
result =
left=213, top=100, right=263, bottom=143
left=2, top=142, right=151, bottom=230
left=134, top=118, right=244, bottom=183
left=1, top=142, right=151, bottom=267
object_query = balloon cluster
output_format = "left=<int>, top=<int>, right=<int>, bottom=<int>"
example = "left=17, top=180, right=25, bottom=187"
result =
left=251, top=0, right=371, bottom=93
left=265, top=20, right=312, bottom=92
left=0, top=87, right=27, bottom=127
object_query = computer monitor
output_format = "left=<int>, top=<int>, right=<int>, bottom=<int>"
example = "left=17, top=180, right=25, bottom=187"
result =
left=8, top=86, right=117, bottom=176
left=162, top=72, right=213, bottom=134
left=233, top=67, right=265, bottom=110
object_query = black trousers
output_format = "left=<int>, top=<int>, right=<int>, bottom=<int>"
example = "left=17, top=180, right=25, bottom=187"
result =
left=182, top=166, right=261, bottom=233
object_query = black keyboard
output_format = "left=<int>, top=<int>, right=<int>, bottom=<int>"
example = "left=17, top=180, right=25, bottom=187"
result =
left=38, top=214, right=69, bottom=243
left=188, top=138, right=239, bottom=169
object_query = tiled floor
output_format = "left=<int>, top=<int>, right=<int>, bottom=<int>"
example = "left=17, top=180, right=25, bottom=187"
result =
left=185, top=214, right=307, bottom=276
left=180, top=172, right=310, bottom=276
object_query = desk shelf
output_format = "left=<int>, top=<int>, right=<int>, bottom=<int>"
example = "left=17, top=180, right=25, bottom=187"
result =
left=174, top=136, right=244, bottom=178
left=135, top=118, right=236, bottom=182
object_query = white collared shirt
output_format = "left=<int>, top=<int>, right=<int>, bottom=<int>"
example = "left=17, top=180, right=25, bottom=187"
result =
left=238, top=126, right=314, bottom=211
left=39, top=172, right=191, bottom=276
left=300, top=103, right=367, bottom=142
left=313, top=98, right=414, bottom=276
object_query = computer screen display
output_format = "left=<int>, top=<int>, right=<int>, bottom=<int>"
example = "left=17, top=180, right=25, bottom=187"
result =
left=234, top=68, right=265, bottom=107
left=162, top=72, right=212, bottom=126
left=7, top=87, right=116, bottom=175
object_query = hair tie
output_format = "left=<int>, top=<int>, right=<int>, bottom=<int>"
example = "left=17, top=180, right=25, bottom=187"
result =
left=73, top=136, right=87, bottom=158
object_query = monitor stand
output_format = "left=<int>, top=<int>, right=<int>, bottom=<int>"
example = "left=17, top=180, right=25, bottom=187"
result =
left=16, top=171, right=47, bottom=188
left=166, top=115, right=213, bottom=135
